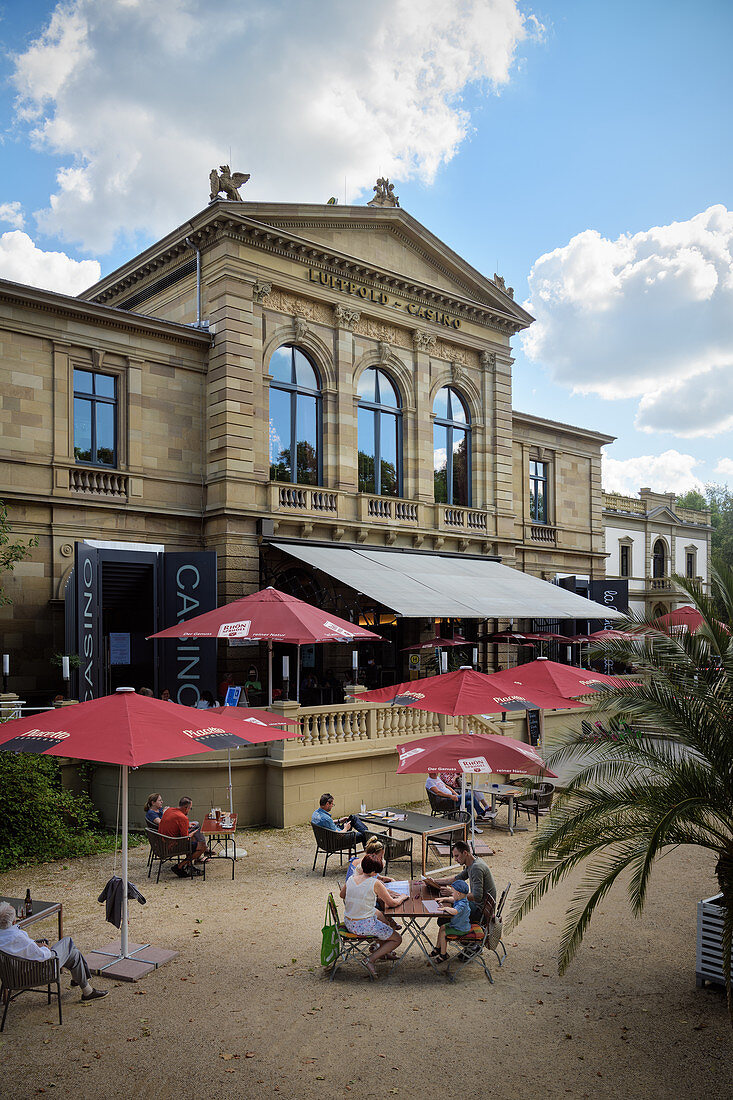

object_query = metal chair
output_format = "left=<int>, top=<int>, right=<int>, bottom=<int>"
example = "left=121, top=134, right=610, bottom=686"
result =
left=322, top=893, right=380, bottom=980
left=311, top=824, right=360, bottom=876
left=516, top=782, right=555, bottom=826
left=0, top=949, right=61, bottom=1030
left=146, top=828, right=204, bottom=883
left=375, top=833, right=414, bottom=878
left=445, top=881, right=511, bottom=984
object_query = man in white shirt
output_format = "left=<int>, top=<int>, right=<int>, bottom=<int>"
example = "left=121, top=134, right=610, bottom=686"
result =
left=425, top=770, right=460, bottom=802
left=0, top=902, right=108, bottom=1002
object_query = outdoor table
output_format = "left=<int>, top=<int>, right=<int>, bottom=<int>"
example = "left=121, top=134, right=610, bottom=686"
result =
left=361, top=808, right=467, bottom=875
left=201, top=814, right=238, bottom=879
left=478, top=784, right=527, bottom=835
left=1, top=896, right=63, bottom=939
left=386, top=878, right=449, bottom=976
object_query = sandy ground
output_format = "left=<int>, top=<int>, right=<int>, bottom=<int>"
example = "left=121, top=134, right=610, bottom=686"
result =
left=0, top=802, right=731, bottom=1100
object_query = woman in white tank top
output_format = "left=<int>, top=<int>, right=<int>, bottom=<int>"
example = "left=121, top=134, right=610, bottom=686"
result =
left=341, top=853, right=404, bottom=978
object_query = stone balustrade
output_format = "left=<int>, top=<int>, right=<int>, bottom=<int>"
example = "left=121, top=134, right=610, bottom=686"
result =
left=69, top=467, right=128, bottom=497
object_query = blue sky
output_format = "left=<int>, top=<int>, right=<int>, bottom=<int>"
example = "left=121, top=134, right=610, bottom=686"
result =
left=1, top=0, right=732, bottom=495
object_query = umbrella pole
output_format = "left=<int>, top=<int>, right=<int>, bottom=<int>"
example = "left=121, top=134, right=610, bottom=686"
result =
left=268, top=639, right=273, bottom=706
left=470, top=773, right=476, bottom=852
left=296, top=644, right=301, bottom=703
left=121, top=764, right=129, bottom=959
left=227, top=748, right=233, bottom=815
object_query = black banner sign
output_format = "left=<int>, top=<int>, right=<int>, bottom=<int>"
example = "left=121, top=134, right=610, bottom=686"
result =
left=75, top=542, right=102, bottom=700
left=589, top=579, right=629, bottom=634
left=526, top=709, right=541, bottom=747
left=160, top=552, right=217, bottom=706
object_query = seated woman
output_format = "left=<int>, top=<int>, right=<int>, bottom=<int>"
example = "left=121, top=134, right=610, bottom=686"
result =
left=144, top=792, right=164, bottom=829
left=346, top=836, right=399, bottom=932
left=340, top=854, right=404, bottom=979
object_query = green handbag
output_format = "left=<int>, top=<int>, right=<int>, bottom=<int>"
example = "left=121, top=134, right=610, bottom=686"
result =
left=321, top=921, right=340, bottom=966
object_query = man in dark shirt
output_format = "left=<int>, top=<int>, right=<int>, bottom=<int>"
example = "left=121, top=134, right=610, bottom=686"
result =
left=311, top=793, right=368, bottom=841
left=425, top=839, right=496, bottom=921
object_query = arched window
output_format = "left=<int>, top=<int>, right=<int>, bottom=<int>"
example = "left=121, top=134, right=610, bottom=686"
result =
left=268, top=345, right=321, bottom=486
left=357, top=368, right=401, bottom=496
left=652, top=539, right=666, bottom=578
left=433, top=386, right=470, bottom=505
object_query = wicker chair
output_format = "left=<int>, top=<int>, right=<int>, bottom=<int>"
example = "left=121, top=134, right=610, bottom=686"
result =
left=0, top=949, right=61, bottom=1030
left=427, top=787, right=461, bottom=816
left=311, top=823, right=361, bottom=876
left=375, top=833, right=414, bottom=878
left=515, top=782, right=555, bottom=826
left=146, top=828, right=203, bottom=883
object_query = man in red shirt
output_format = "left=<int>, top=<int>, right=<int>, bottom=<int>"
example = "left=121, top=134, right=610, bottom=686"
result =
left=158, top=796, right=208, bottom=876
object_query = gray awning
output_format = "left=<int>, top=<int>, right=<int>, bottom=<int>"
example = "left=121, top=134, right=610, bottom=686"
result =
left=271, top=543, right=623, bottom=620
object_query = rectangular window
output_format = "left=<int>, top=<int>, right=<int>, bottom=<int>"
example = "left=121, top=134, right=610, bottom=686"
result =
left=529, top=460, right=548, bottom=523
left=73, top=369, right=117, bottom=467
left=686, top=551, right=695, bottom=578
left=620, top=544, right=630, bottom=578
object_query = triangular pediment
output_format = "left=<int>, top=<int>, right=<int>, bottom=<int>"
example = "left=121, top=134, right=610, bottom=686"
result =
left=648, top=505, right=682, bottom=524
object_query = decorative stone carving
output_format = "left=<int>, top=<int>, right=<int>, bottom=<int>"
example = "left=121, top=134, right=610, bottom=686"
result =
left=293, top=315, right=309, bottom=342
left=412, top=330, right=436, bottom=353
left=260, top=288, right=332, bottom=325
left=91, top=349, right=105, bottom=370
left=412, top=533, right=424, bottom=549
left=209, top=165, right=250, bottom=202
left=334, top=304, right=361, bottom=330
left=493, top=273, right=514, bottom=299
left=60, top=543, right=74, bottom=558
left=480, top=350, right=496, bottom=370
left=353, top=315, right=411, bottom=350
left=367, top=177, right=400, bottom=208
left=378, top=341, right=391, bottom=365
left=252, top=280, right=272, bottom=304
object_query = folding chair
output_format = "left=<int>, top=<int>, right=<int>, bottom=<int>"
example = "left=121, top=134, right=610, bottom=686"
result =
left=445, top=882, right=511, bottom=983
left=322, top=894, right=380, bottom=981
left=0, top=950, right=62, bottom=1030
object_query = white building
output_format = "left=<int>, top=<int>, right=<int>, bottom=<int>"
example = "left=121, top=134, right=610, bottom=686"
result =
left=603, top=488, right=711, bottom=618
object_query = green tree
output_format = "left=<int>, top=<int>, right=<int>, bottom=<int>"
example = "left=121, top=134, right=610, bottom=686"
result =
left=676, top=484, right=733, bottom=574
left=0, top=501, right=38, bottom=605
left=511, top=568, right=733, bottom=1021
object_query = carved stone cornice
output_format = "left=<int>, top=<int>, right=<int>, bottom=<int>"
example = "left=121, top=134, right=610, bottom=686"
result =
left=253, top=279, right=272, bottom=304
left=333, top=304, right=361, bottom=330
left=413, top=330, right=437, bottom=353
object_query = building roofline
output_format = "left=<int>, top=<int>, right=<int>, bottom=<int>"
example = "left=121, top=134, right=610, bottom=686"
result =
left=512, top=408, right=616, bottom=445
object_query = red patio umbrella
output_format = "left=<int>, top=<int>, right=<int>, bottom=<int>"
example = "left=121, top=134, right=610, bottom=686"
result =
left=652, top=605, right=728, bottom=633
left=483, top=657, right=631, bottom=698
left=208, top=705, right=301, bottom=732
left=396, top=732, right=556, bottom=777
left=354, top=668, right=586, bottom=715
left=149, top=587, right=381, bottom=704
left=401, top=635, right=469, bottom=651
left=0, top=691, right=275, bottom=970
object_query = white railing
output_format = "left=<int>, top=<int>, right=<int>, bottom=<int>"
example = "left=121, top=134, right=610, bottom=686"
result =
left=297, top=701, right=442, bottom=747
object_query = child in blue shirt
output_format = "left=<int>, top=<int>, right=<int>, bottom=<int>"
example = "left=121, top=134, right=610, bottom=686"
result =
left=432, top=879, right=471, bottom=962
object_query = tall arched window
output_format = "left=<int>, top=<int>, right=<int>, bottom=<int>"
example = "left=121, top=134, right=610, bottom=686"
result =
left=357, top=368, right=402, bottom=496
left=433, top=386, right=470, bottom=505
left=268, top=345, right=321, bottom=485
left=652, top=539, right=666, bottom=578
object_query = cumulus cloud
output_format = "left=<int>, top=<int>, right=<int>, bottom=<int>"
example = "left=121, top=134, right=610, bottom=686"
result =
left=10, top=0, right=537, bottom=253
left=602, top=449, right=704, bottom=496
left=0, top=231, right=101, bottom=294
left=523, top=205, right=733, bottom=436
left=714, top=458, right=733, bottom=482
left=0, top=202, right=25, bottom=229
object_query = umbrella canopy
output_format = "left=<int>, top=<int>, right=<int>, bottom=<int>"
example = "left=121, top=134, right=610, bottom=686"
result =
left=401, top=635, right=469, bottom=651
left=480, top=631, right=534, bottom=645
left=585, top=628, right=640, bottom=642
left=148, top=586, right=381, bottom=644
left=0, top=692, right=263, bottom=765
left=396, top=732, right=556, bottom=777
left=208, top=705, right=302, bottom=743
left=354, top=668, right=585, bottom=715
left=482, top=657, right=630, bottom=699
left=651, top=605, right=729, bottom=633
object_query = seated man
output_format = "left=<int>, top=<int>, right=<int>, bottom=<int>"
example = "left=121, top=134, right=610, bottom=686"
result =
left=0, top=901, right=108, bottom=1002
left=424, top=839, right=497, bottom=922
left=311, top=793, right=368, bottom=843
left=159, top=796, right=208, bottom=876
left=428, top=770, right=491, bottom=820
left=425, top=769, right=460, bottom=803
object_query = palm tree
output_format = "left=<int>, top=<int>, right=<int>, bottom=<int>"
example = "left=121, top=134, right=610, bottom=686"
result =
left=510, top=568, right=733, bottom=1022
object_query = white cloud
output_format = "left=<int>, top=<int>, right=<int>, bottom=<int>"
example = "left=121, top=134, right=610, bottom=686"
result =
left=523, top=205, right=733, bottom=436
left=714, top=458, right=733, bottom=482
left=602, top=449, right=704, bottom=496
left=11, top=0, right=537, bottom=253
left=0, top=202, right=25, bottom=230
left=0, top=231, right=101, bottom=294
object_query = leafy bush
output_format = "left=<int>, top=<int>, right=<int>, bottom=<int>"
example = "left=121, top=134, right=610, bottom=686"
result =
left=0, top=753, right=141, bottom=871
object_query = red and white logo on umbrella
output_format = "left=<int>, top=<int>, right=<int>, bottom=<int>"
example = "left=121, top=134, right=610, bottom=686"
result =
left=217, top=620, right=251, bottom=638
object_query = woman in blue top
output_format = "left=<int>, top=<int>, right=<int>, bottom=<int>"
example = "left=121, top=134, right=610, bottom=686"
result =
left=432, top=879, right=471, bottom=962
left=144, top=793, right=164, bottom=828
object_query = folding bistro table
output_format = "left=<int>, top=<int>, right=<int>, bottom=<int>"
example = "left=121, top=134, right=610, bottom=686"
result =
left=201, top=814, right=238, bottom=879
left=360, top=809, right=467, bottom=875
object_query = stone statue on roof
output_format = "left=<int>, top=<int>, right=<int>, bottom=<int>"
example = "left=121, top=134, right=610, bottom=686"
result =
left=209, top=166, right=251, bottom=202
left=367, top=177, right=400, bottom=208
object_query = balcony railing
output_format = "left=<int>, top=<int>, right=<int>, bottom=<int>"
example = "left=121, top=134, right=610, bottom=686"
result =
left=437, top=505, right=489, bottom=532
left=269, top=483, right=340, bottom=515
left=69, top=467, right=128, bottom=497
left=359, top=495, right=420, bottom=524
left=646, top=576, right=675, bottom=592
left=529, top=523, right=557, bottom=543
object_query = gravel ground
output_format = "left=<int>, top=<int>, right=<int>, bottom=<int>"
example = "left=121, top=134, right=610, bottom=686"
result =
left=0, top=803, right=731, bottom=1100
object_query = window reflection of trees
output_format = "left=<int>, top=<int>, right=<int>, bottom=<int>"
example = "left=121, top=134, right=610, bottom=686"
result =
left=268, top=345, right=321, bottom=486
left=357, top=368, right=401, bottom=497
left=433, top=386, right=470, bottom=506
